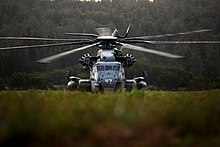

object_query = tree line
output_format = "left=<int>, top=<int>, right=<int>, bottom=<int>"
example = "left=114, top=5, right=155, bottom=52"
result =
left=0, top=0, right=219, bottom=90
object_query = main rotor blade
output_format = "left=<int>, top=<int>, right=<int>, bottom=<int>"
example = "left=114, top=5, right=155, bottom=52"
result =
left=126, top=29, right=212, bottom=40
left=0, top=41, right=94, bottom=51
left=121, top=43, right=183, bottom=58
left=37, top=42, right=100, bottom=64
left=0, top=37, right=90, bottom=42
left=118, top=40, right=152, bottom=44
left=146, top=41, right=220, bottom=44
left=119, top=40, right=220, bottom=44
left=65, top=33, right=99, bottom=37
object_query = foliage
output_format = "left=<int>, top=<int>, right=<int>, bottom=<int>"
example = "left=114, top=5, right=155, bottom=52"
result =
left=0, top=0, right=220, bottom=90
left=8, top=64, right=220, bottom=90
left=10, top=72, right=49, bottom=89
left=8, top=65, right=90, bottom=90
left=0, top=79, right=6, bottom=90
left=0, top=90, right=220, bottom=146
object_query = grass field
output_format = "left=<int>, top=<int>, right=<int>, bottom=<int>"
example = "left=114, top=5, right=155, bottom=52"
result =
left=0, top=90, right=220, bottom=147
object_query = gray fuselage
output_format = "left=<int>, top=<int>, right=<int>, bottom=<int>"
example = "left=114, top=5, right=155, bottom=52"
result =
left=90, top=61, right=125, bottom=92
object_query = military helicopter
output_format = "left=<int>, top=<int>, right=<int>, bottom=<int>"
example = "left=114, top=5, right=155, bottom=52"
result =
left=0, top=25, right=220, bottom=92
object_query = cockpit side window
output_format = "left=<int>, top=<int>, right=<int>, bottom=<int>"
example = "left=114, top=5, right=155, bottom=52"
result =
left=97, top=66, right=104, bottom=71
left=113, top=66, right=120, bottom=71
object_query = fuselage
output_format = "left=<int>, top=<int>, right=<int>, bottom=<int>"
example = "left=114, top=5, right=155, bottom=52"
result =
left=90, top=61, right=125, bottom=92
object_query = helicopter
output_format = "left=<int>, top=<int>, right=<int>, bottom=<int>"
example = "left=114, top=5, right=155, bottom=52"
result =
left=0, top=25, right=220, bottom=92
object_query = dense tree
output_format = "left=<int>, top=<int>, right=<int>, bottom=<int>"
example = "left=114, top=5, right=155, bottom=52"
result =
left=0, top=0, right=219, bottom=90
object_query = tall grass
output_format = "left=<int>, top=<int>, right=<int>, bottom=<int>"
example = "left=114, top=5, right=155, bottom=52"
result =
left=0, top=90, right=220, bottom=146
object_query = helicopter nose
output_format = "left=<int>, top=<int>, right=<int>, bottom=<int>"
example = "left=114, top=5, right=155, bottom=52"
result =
left=99, top=72, right=119, bottom=89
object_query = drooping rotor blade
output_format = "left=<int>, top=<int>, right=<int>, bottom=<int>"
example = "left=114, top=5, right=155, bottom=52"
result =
left=0, top=37, right=90, bottom=42
left=0, top=41, right=94, bottom=51
left=126, top=29, right=212, bottom=40
left=124, top=23, right=131, bottom=38
left=121, top=43, right=183, bottom=58
left=65, top=33, right=99, bottom=37
left=37, top=42, right=100, bottom=64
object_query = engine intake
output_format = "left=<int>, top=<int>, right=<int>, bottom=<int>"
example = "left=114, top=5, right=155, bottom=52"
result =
left=123, top=54, right=136, bottom=68
left=79, top=53, right=98, bottom=70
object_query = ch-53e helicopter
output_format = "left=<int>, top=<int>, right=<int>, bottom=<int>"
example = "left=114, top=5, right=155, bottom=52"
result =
left=0, top=25, right=220, bottom=92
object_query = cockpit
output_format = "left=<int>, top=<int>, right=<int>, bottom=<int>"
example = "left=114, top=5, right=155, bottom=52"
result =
left=97, top=65, right=120, bottom=71
left=91, top=62, right=125, bottom=91
left=92, top=62, right=124, bottom=81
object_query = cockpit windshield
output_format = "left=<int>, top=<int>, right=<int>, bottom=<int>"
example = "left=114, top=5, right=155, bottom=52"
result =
left=97, top=66, right=104, bottom=71
left=105, top=66, right=112, bottom=70
left=97, top=65, right=120, bottom=71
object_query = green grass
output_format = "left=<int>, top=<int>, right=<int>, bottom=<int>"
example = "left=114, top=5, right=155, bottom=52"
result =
left=0, top=90, right=220, bottom=147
